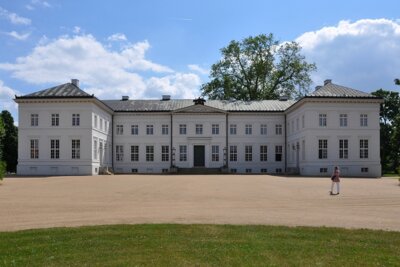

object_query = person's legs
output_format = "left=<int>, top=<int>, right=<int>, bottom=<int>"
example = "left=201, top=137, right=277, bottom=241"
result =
left=336, top=182, right=340, bottom=194
left=330, top=181, right=335, bottom=194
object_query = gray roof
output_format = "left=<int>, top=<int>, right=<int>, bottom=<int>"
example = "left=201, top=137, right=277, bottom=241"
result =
left=102, top=99, right=296, bottom=112
left=16, top=83, right=93, bottom=98
left=308, top=82, right=374, bottom=98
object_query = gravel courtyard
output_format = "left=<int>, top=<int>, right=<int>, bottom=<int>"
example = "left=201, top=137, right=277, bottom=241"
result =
left=0, top=175, right=399, bottom=232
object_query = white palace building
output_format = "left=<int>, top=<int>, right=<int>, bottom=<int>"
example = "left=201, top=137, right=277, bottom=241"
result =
left=15, top=79, right=383, bottom=177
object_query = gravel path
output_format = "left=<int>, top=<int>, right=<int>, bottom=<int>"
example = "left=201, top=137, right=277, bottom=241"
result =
left=0, top=175, right=399, bottom=232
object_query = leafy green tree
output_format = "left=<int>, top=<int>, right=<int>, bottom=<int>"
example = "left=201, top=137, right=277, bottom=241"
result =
left=394, top=78, right=400, bottom=85
left=201, top=33, right=316, bottom=100
left=0, top=111, right=18, bottom=173
left=0, top=117, right=5, bottom=179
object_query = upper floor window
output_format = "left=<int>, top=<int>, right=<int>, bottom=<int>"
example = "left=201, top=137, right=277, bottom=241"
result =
left=319, top=114, right=327, bottom=127
left=51, top=113, right=59, bottom=126
left=296, top=118, right=299, bottom=131
left=360, top=114, right=368, bottom=127
left=105, top=121, right=108, bottom=133
left=72, top=114, right=80, bottom=126
left=162, top=124, right=169, bottom=135
left=71, top=139, right=80, bottom=159
left=318, top=139, right=328, bottom=159
left=179, top=124, right=187, bottom=135
left=212, top=124, right=219, bottom=135
left=131, top=125, right=138, bottom=135
left=99, top=118, right=103, bottom=131
left=245, top=124, right=252, bottom=135
left=275, top=124, right=282, bottom=135
left=196, top=124, right=203, bottom=135
left=302, top=115, right=305, bottom=128
left=30, top=139, right=39, bottom=159
left=230, top=124, right=237, bottom=135
left=31, top=114, right=38, bottom=126
left=146, top=125, right=154, bottom=135
left=260, top=124, right=267, bottom=135
left=340, top=114, right=347, bottom=127
left=116, top=125, right=123, bottom=135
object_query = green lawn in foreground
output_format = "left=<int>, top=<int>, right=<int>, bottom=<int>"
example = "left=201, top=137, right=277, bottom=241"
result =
left=1, top=224, right=399, bottom=266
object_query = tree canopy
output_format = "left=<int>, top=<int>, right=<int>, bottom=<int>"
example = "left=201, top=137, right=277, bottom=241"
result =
left=0, top=110, right=18, bottom=173
left=201, top=33, right=316, bottom=101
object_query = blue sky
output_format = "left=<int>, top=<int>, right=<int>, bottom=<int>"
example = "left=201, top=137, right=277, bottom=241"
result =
left=1, top=0, right=400, bottom=123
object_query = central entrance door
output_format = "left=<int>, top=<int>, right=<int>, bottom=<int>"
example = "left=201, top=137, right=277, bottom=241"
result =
left=193, top=145, right=205, bottom=167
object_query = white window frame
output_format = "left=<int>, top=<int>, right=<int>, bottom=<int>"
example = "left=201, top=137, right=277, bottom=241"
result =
left=51, top=113, right=59, bottom=126
left=131, top=125, right=138, bottom=135
left=116, top=145, right=124, bottom=162
left=212, top=145, right=219, bottom=161
left=360, top=114, right=368, bottom=127
left=339, top=139, right=348, bottom=159
left=116, top=125, right=123, bottom=135
left=275, top=124, right=282, bottom=135
left=146, top=125, right=154, bottom=135
left=162, top=125, right=169, bottom=135
left=72, top=139, right=80, bottom=159
left=212, top=124, right=219, bottom=135
left=245, top=145, right=252, bottom=161
left=30, top=139, right=39, bottom=159
left=162, top=145, right=169, bottom=162
left=31, top=114, right=38, bottom=126
left=195, top=124, right=203, bottom=135
left=131, top=145, right=139, bottom=162
left=360, top=139, right=369, bottom=159
left=179, top=145, right=187, bottom=161
left=260, top=145, right=268, bottom=161
left=260, top=124, right=267, bottom=135
left=340, top=114, right=347, bottom=127
left=318, top=139, right=328, bottom=159
left=245, top=124, right=252, bottom=135
left=72, top=114, right=80, bottom=126
left=146, top=145, right=154, bottom=161
left=229, top=145, right=237, bottom=162
left=230, top=124, right=237, bottom=135
left=179, top=124, right=187, bottom=135
left=275, top=145, right=282, bottom=162
left=50, top=139, right=59, bottom=159
left=319, top=114, right=327, bottom=127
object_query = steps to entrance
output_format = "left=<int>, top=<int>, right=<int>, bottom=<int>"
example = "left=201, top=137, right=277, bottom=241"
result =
left=177, top=168, right=222, bottom=174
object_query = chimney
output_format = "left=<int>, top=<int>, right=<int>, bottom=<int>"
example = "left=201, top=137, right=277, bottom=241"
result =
left=122, top=96, right=129, bottom=101
left=162, top=95, right=171, bottom=101
left=71, top=79, right=79, bottom=87
left=324, top=79, right=332, bottom=85
left=315, top=85, right=322, bottom=90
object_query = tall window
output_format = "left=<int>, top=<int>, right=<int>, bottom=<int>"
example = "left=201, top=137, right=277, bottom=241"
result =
left=179, top=145, right=187, bottom=161
left=260, top=145, right=268, bottom=161
left=72, top=139, right=80, bottom=159
left=229, top=145, right=237, bottom=161
left=212, top=145, right=219, bottom=161
left=30, top=139, right=39, bottom=159
left=131, top=125, right=138, bottom=135
left=31, top=114, right=38, bottom=126
left=260, top=124, right=267, bottom=135
left=340, top=114, right=347, bottom=127
left=100, top=118, right=103, bottom=131
left=360, top=139, right=369, bottom=159
left=130, top=145, right=139, bottom=161
left=116, top=145, right=124, bottom=161
left=162, top=125, right=169, bottom=135
left=116, top=125, right=123, bottom=135
left=360, top=114, right=368, bottom=127
left=319, top=114, right=327, bottom=127
left=339, top=139, right=348, bottom=159
left=212, top=124, right=219, bottom=135
left=245, top=124, right=252, bottom=135
left=162, top=145, right=169, bottom=161
left=302, top=115, right=305, bottom=128
left=179, top=124, right=187, bottom=135
left=275, top=124, right=282, bottom=135
left=146, top=146, right=154, bottom=161
left=230, top=124, right=237, bottom=135
left=245, top=145, right=252, bottom=161
left=50, top=139, right=59, bottom=159
left=302, top=140, right=305, bottom=160
left=275, top=145, right=282, bottom=161
left=195, top=124, right=203, bottom=135
left=72, top=114, right=80, bottom=126
left=146, top=125, right=154, bottom=135
left=51, top=114, right=59, bottom=126
left=94, top=115, right=98, bottom=128
left=93, top=139, right=98, bottom=160
left=296, top=118, right=299, bottom=131
left=318, top=139, right=328, bottom=159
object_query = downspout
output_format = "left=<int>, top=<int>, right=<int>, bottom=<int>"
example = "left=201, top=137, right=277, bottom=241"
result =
left=284, top=113, right=287, bottom=173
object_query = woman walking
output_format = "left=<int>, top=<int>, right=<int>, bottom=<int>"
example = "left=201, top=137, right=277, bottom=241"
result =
left=330, top=166, right=340, bottom=195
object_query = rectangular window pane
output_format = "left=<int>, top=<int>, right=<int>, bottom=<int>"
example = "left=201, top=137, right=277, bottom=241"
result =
left=212, top=124, right=219, bottom=135
left=146, top=146, right=154, bottom=161
left=116, top=125, right=123, bottom=135
left=245, top=124, right=252, bottom=135
left=319, top=114, right=327, bottom=127
left=30, top=139, right=39, bottom=159
left=179, top=124, right=186, bottom=135
left=230, top=124, right=237, bottom=135
left=131, top=145, right=139, bottom=161
left=31, top=114, right=38, bottom=126
left=50, top=139, right=59, bottom=159
left=318, top=139, right=328, bottom=159
left=260, top=124, right=267, bottom=135
left=260, top=145, right=268, bottom=161
left=275, top=145, right=282, bottom=161
left=196, top=124, right=203, bottom=135
left=275, top=124, right=282, bottom=135
left=360, top=139, right=369, bottom=158
left=51, top=114, right=59, bottom=126
left=340, top=114, right=347, bottom=127
left=339, top=139, right=348, bottom=159
left=162, top=145, right=169, bottom=161
left=131, top=125, right=138, bottom=135
left=146, top=125, right=154, bottom=135
left=162, top=125, right=169, bottom=135
left=360, top=114, right=368, bottom=127
left=212, top=145, right=219, bottom=161
left=245, top=145, right=252, bottom=161
left=229, top=145, right=237, bottom=162
left=72, top=139, right=80, bottom=159
left=179, top=145, right=187, bottom=161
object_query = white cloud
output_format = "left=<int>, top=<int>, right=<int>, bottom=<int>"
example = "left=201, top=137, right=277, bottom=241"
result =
left=107, top=33, right=127, bottom=42
left=0, top=7, right=31, bottom=25
left=0, top=34, right=202, bottom=100
left=296, top=18, right=400, bottom=91
left=26, top=0, right=51, bottom=10
left=73, top=26, right=81, bottom=34
left=7, top=31, right=31, bottom=41
left=188, top=64, right=209, bottom=75
left=0, top=80, right=19, bottom=117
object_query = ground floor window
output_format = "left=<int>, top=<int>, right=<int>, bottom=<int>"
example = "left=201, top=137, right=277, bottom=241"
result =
left=116, top=145, right=123, bottom=161
left=146, top=145, right=154, bottom=161
left=50, top=139, right=59, bottom=159
left=212, top=145, right=219, bottom=161
left=179, top=145, right=187, bottom=161
left=162, top=145, right=169, bottom=162
left=360, top=139, right=369, bottom=159
left=131, top=145, right=139, bottom=161
left=229, top=145, right=237, bottom=161
left=339, top=139, right=348, bottom=159
left=318, top=139, right=328, bottom=159
left=72, top=139, right=80, bottom=159
left=320, top=167, right=328, bottom=173
left=260, top=145, right=267, bottom=161
left=245, top=145, right=252, bottom=161
left=261, top=168, right=268, bottom=173
left=30, top=139, right=39, bottom=159
left=275, top=145, right=282, bottom=162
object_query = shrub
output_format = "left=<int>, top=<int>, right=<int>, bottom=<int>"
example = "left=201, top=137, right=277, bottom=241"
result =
left=0, top=161, right=6, bottom=180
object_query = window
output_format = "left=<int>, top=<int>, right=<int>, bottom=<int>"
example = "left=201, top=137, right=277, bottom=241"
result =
left=162, top=145, right=169, bottom=162
left=361, top=167, right=369, bottom=173
left=360, top=114, right=368, bottom=127
left=146, top=146, right=154, bottom=161
left=230, top=124, right=237, bottom=135
left=320, top=168, right=328, bottom=173
left=318, top=139, right=328, bottom=159
left=245, top=145, right=252, bottom=161
left=30, top=139, right=39, bottom=159
left=116, top=125, right=123, bottom=135
left=276, top=168, right=282, bottom=173
left=179, top=145, right=187, bottom=161
left=260, top=124, right=267, bottom=135
left=340, top=114, right=347, bottom=127
left=99, top=118, right=103, bottom=131
left=360, top=139, right=369, bottom=159
left=162, top=125, right=169, bottom=135
left=275, top=124, right=282, bottom=135
left=31, top=114, right=38, bottom=126
left=212, top=145, right=219, bottom=161
left=50, top=139, right=60, bottom=159
left=302, top=115, right=305, bottom=128
left=72, top=114, right=80, bottom=126
left=195, top=124, right=203, bottom=135
left=105, top=121, right=108, bottom=133
left=162, top=168, right=169, bottom=173
left=72, top=139, right=80, bottom=159
left=275, top=145, right=282, bottom=162
left=296, top=118, right=299, bottom=131
left=230, top=168, right=237, bottom=173
left=246, top=168, right=252, bottom=173
left=302, top=140, right=306, bottom=160
left=131, top=125, right=138, bottom=135
left=93, top=139, right=98, bottom=160
left=131, top=169, right=138, bottom=173
left=116, top=145, right=124, bottom=161
left=51, top=114, right=59, bottom=126
left=261, top=168, right=268, bottom=173
left=212, top=124, right=219, bottom=135
left=229, top=145, right=237, bottom=162
left=319, top=114, right=327, bottom=127
left=131, top=145, right=139, bottom=161
left=245, top=124, right=252, bottom=135
left=179, top=124, right=187, bottom=135
left=260, top=145, right=268, bottom=161
left=146, top=125, right=154, bottom=135
left=94, top=115, right=98, bottom=128
left=339, top=139, right=348, bottom=159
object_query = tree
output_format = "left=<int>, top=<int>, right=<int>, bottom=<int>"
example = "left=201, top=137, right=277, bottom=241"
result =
left=0, top=111, right=18, bottom=173
left=201, top=33, right=316, bottom=100
left=0, top=117, right=5, bottom=179
left=395, top=78, right=400, bottom=85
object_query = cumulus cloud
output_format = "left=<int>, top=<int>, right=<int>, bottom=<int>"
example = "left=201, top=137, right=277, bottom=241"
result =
left=107, top=33, right=127, bottom=42
left=188, top=64, right=209, bottom=75
left=0, top=7, right=31, bottom=25
left=0, top=80, right=19, bottom=115
left=7, top=31, right=31, bottom=41
left=296, top=19, right=400, bottom=91
left=26, top=0, right=51, bottom=10
left=0, top=34, right=201, bottom=100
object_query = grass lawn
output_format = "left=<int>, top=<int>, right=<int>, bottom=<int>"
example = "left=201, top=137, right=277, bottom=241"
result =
left=1, top=224, right=399, bottom=266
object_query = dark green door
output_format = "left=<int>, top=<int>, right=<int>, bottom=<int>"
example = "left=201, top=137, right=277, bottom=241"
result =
left=193, top=145, right=205, bottom=167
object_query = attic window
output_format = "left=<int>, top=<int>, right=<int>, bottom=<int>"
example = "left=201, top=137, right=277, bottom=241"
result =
left=193, top=97, right=206, bottom=105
